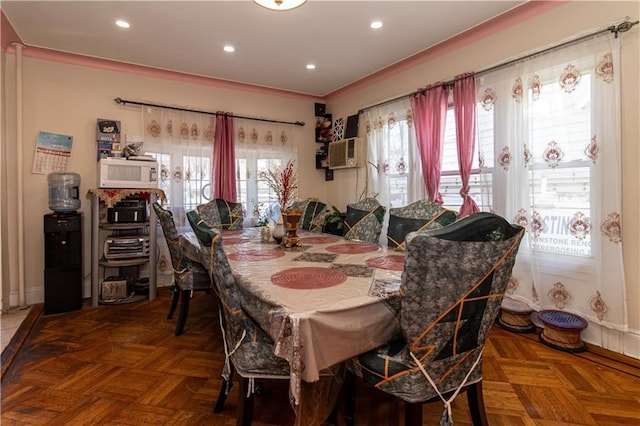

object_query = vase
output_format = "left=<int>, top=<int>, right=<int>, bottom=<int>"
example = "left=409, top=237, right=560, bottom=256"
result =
left=260, top=226, right=271, bottom=243
left=281, top=208, right=303, bottom=248
left=272, top=216, right=286, bottom=244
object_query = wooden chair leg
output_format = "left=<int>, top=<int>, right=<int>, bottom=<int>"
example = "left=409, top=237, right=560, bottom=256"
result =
left=325, top=398, right=339, bottom=426
left=213, top=365, right=234, bottom=413
left=404, top=402, right=422, bottom=426
left=167, top=284, right=180, bottom=320
left=466, top=381, right=488, bottom=426
left=237, top=377, right=255, bottom=426
left=343, top=370, right=356, bottom=426
left=174, top=290, right=191, bottom=336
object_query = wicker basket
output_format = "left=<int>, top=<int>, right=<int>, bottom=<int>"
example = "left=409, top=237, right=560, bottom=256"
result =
left=538, top=310, right=588, bottom=353
left=498, top=296, right=535, bottom=333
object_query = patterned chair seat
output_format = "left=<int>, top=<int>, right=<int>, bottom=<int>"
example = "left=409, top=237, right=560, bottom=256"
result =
left=387, top=199, right=457, bottom=250
left=346, top=212, right=525, bottom=426
left=343, top=198, right=386, bottom=244
left=197, top=199, right=244, bottom=230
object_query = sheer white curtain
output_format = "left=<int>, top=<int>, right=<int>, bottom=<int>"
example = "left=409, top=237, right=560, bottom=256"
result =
left=477, top=33, right=627, bottom=339
left=363, top=98, right=423, bottom=243
left=143, top=107, right=215, bottom=285
left=234, top=118, right=297, bottom=227
left=364, top=99, right=419, bottom=205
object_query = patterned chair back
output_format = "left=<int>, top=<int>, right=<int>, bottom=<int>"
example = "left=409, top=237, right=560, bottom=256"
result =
left=387, top=199, right=457, bottom=249
left=154, top=203, right=210, bottom=292
left=343, top=197, right=386, bottom=243
left=185, top=212, right=241, bottom=342
left=290, top=198, right=328, bottom=231
left=197, top=199, right=243, bottom=230
left=186, top=210, right=289, bottom=379
left=399, top=212, right=524, bottom=396
left=153, top=202, right=186, bottom=273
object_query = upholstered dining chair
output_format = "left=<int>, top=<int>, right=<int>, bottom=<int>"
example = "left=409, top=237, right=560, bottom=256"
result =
left=345, top=212, right=525, bottom=426
left=152, top=202, right=212, bottom=336
left=185, top=211, right=291, bottom=426
left=343, top=197, right=386, bottom=244
left=387, top=199, right=457, bottom=250
left=289, top=197, right=328, bottom=232
left=197, top=198, right=244, bottom=230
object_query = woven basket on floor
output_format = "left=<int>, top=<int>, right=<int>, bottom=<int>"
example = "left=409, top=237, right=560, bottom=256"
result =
left=498, top=296, right=535, bottom=333
left=538, top=309, right=588, bottom=353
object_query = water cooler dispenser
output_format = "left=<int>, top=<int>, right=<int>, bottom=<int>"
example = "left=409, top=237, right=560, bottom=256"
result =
left=44, top=172, right=83, bottom=314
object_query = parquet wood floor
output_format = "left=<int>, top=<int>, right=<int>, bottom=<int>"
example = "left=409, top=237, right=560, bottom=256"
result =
left=2, top=288, right=639, bottom=425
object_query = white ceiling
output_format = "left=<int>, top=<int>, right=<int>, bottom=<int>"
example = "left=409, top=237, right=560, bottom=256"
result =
left=2, top=0, right=525, bottom=97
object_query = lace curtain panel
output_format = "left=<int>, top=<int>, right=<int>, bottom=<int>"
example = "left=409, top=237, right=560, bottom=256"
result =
left=476, top=33, right=627, bottom=335
left=143, top=107, right=215, bottom=285
left=363, top=98, right=422, bottom=245
left=234, top=118, right=298, bottom=227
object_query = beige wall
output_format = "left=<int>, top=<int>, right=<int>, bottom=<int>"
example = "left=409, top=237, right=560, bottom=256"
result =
left=1, top=1, right=638, bottom=354
left=327, top=1, right=640, bottom=340
left=1, top=56, right=326, bottom=305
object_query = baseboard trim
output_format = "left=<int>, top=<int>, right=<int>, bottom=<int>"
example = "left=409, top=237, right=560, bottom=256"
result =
left=519, top=326, right=640, bottom=378
left=1, top=303, right=43, bottom=382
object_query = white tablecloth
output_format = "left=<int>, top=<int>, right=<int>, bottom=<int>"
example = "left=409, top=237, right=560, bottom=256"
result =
left=223, top=229, right=402, bottom=404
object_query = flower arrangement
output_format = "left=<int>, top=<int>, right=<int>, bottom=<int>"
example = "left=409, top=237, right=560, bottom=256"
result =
left=251, top=200, right=276, bottom=227
left=263, top=159, right=299, bottom=210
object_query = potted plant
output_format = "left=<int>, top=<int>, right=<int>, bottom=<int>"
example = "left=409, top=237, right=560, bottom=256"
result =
left=323, top=205, right=346, bottom=236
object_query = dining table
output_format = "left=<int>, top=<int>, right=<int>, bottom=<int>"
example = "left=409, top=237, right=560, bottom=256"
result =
left=184, top=227, right=404, bottom=423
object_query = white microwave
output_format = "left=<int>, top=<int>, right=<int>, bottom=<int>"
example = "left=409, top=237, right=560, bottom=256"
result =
left=98, top=158, right=158, bottom=189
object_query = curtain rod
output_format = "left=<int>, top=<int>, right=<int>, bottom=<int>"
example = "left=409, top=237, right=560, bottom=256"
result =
left=114, top=97, right=305, bottom=127
left=358, top=19, right=638, bottom=114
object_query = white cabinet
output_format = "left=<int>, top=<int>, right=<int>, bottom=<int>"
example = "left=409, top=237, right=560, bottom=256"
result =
left=89, top=189, right=163, bottom=306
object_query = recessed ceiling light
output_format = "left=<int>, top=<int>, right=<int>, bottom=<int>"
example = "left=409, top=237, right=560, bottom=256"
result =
left=115, top=20, right=130, bottom=29
left=370, top=21, right=383, bottom=29
left=306, top=64, right=316, bottom=70
left=223, top=45, right=235, bottom=53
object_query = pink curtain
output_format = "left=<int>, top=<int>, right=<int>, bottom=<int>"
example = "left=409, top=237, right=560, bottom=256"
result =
left=410, top=84, right=450, bottom=204
left=453, top=74, right=480, bottom=217
left=212, top=112, right=237, bottom=201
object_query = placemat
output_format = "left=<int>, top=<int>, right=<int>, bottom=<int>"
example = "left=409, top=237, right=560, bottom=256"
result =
left=271, top=267, right=347, bottom=289
left=325, top=243, right=380, bottom=254
left=366, top=255, right=405, bottom=271
left=301, top=235, right=341, bottom=244
left=228, top=249, right=285, bottom=262
left=222, top=237, right=253, bottom=245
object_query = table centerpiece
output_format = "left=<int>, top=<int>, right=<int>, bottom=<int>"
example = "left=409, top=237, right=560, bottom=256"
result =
left=263, top=159, right=302, bottom=247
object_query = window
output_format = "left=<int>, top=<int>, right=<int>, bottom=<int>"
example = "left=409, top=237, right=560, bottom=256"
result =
left=440, top=106, right=494, bottom=212
left=147, top=148, right=212, bottom=212
left=386, top=119, right=412, bottom=208
left=525, top=74, right=592, bottom=256
left=236, top=151, right=288, bottom=226
left=379, top=102, right=494, bottom=213
left=233, top=119, right=298, bottom=226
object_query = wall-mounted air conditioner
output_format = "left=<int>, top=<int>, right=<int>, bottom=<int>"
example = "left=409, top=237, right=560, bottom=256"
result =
left=328, top=138, right=360, bottom=169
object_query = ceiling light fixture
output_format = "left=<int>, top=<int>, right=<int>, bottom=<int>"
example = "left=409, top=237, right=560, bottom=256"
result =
left=306, top=64, right=316, bottom=70
left=115, top=19, right=130, bottom=29
left=253, top=0, right=307, bottom=11
left=370, top=21, right=383, bottom=29
left=223, top=45, right=235, bottom=53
